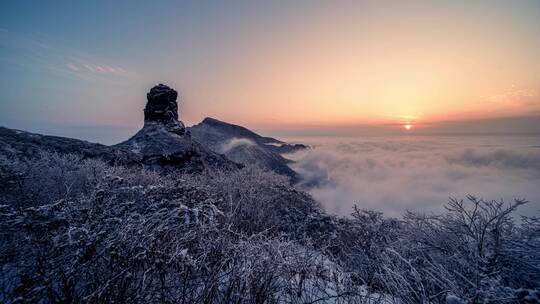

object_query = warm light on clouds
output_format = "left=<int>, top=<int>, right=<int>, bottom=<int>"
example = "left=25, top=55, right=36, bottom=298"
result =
left=481, top=87, right=539, bottom=108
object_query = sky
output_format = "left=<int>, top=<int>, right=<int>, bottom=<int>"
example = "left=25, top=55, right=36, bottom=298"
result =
left=1, top=0, right=540, bottom=144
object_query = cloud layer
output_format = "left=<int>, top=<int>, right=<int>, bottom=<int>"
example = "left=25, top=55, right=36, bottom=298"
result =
left=288, top=136, right=540, bottom=217
left=220, top=137, right=256, bottom=153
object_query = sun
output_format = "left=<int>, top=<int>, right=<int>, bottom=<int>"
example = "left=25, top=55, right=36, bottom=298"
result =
left=404, top=124, right=412, bottom=130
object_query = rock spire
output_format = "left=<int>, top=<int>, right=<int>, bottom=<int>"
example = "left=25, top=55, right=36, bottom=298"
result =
left=144, top=84, right=185, bottom=134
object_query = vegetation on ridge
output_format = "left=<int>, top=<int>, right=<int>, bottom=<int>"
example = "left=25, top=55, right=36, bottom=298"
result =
left=1, top=152, right=538, bottom=303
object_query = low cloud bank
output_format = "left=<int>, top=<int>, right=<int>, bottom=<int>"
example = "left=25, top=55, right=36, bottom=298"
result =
left=446, top=149, right=540, bottom=171
left=289, top=137, right=540, bottom=217
left=220, top=137, right=256, bottom=153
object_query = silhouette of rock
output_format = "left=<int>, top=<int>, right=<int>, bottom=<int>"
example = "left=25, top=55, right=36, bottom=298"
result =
left=116, top=85, right=239, bottom=173
left=144, top=84, right=185, bottom=135
left=145, top=84, right=179, bottom=121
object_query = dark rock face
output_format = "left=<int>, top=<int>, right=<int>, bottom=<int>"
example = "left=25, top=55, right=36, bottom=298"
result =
left=115, top=122, right=237, bottom=173
left=116, top=85, right=239, bottom=173
left=145, top=84, right=179, bottom=122
left=188, top=117, right=307, bottom=181
left=144, top=84, right=185, bottom=135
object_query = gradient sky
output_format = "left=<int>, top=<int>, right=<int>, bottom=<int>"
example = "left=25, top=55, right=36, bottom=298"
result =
left=1, top=0, right=540, bottom=143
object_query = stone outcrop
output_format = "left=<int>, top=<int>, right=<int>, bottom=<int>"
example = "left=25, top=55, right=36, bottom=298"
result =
left=144, top=84, right=185, bottom=135
left=145, top=84, right=180, bottom=122
left=115, top=85, right=239, bottom=173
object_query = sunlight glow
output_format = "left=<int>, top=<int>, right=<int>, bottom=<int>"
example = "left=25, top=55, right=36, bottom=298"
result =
left=404, top=124, right=412, bottom=130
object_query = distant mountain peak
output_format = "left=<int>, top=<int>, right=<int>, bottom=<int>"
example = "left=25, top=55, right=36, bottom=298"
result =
left=201, top=116, right=250, bottom=129
left=195, top=117, right=282, bottom=145
left=201, top=117, right=224, bottom=124
left=189, top=117, right=308, bottom=181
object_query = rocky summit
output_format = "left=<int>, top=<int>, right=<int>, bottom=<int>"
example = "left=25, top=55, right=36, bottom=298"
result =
left=116, top=84, right=239, bottom=173
left=188, top=117, right=307, bottom=180
left=144, top=84, right=185, bottom=134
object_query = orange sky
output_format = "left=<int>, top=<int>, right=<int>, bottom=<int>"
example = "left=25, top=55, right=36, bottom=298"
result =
left=175, top=1, right=540, bottom=130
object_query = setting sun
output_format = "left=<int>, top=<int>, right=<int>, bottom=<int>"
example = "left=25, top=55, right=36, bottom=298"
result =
left=404, top=124, right=412, bottom=130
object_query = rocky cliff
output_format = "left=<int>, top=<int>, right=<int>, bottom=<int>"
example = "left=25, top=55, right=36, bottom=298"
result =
left=188, top=117, right=307, bottom=180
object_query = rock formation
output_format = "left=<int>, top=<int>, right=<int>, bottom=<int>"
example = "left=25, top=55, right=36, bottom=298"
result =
left=0, top=84, right=306, bottom=176
left=0, top=84, right=239, bottom=174
left=116, top=84, right=239, bottom=173
left=144, top=84, right=185, bottom=134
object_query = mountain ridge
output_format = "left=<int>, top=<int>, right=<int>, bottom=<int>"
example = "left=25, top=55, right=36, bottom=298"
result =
left=188, top=116, right=307, bottom=180
left=0, top=84, right=306, bottom=178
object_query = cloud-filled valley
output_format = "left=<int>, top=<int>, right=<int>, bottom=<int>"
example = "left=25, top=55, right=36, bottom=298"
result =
left=288, top=135, right=540, bottom=217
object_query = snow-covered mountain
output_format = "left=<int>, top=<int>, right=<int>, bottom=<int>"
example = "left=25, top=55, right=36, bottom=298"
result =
left=189, top=117, right=307, bottom=180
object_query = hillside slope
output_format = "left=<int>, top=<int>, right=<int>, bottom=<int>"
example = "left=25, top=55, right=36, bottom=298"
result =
left=189, top=117, right=306, bottom=179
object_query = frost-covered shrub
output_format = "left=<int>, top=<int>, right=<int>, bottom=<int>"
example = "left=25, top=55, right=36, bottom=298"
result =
left=417, top=197, right=536, bottom=302
left=0, top=153, right=368, bottom=303
left=1, top=152, right=538, bottom=303
left=182, top=166, right=322, bottom=236
left=0, top=151, right=163, bottom=207
left=361, top=196, right=538, bottom=303
left=329, top=208, right=401, bottom=289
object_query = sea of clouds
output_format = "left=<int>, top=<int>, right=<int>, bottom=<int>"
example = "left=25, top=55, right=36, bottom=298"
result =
left=286, top=135, right=540, bottom=217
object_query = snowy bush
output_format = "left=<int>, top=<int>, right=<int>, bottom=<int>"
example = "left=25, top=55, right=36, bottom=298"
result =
left=0, top=153, right=368, bottom=303
left=333, top=196, right=539, bottom=303
left=329, top=208, right=401, bottom=290
left=183, top=167, right=322, bottom=236
left=0, top=152, right=538, bottom=303
left=1, top=151, right=163, bottom=207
